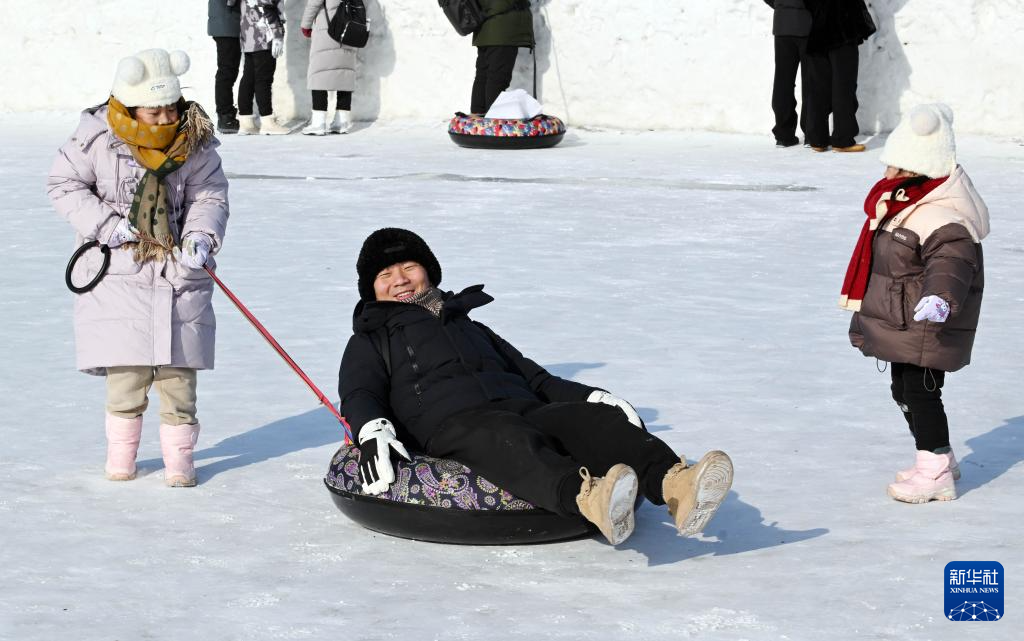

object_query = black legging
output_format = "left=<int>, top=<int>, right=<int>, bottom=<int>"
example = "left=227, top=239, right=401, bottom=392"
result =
left=470, top=46, right=520, bottom=114
left=238, top=50, right=276, bottom=117
left=425, top=398, right=679, bottom=516
left=890, top=362, right=949, bottom=452
left=312, top=90, right=353, bottom=111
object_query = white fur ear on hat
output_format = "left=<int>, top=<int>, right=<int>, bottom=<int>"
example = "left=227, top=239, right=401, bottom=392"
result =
left=910, top=107, right=940, bottom=136
left=116, top=56, right=146, bottom=85
left=168, top=50, right=190, bottom=76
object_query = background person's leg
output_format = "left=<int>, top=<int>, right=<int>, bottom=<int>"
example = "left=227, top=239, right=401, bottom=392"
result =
left=829, top=43, right=861, bottom=148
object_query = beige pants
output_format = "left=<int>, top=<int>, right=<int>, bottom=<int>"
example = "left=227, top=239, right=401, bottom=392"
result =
left=106, top=366, right=198, bottom=426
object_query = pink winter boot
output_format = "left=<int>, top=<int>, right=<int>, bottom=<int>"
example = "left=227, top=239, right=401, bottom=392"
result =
left=887, top=450, right=957, bottom=503
left=105, top=414, right=142, bottom=481
left=896, top=450, right=960, bottom=482
left=159, top=423, right=200, bottom=487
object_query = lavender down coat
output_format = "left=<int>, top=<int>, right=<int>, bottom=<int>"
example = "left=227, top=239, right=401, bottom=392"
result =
left=48, top=105, right=230, bottom=375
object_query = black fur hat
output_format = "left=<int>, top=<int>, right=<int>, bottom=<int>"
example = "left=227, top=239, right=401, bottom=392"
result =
left=356, top=228, right=442, bottom=301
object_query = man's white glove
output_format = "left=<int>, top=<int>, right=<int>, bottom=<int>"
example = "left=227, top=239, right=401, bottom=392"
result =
left=357, top=418, right=411, bottom=495
left=106, top=218, right=139, bottom=248
left=178, top=234, right=212, bottom=269
left=587, top=390, right=644, bottom=429
left=913, top=295, right=950, bottom=323
left=271, top=37, right=284, bottom=59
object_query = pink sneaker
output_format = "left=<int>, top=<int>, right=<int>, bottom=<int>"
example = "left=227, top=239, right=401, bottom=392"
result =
left=159, top=423, right=200, bottom=487
left=887, top=450, right=957, bottom=503
left=105, top=414, right=142, bottom=481
left=896, top=450, right=960, bottom=482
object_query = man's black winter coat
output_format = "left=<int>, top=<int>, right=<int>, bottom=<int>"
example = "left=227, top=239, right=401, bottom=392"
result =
left=338, top=285, right=594, bottom=448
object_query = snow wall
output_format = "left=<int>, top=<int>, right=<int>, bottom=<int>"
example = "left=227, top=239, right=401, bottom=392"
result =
left=6, top=0, right=1024, bottom=136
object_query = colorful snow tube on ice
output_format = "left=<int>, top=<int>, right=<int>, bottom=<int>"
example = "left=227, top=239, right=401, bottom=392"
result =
left=324, top=445, right=594, bottom=545
left=447, top=112, right=566, bottom=149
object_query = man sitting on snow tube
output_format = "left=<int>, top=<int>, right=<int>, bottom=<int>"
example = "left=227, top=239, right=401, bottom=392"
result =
left=338, top=228, right=734, bottom=545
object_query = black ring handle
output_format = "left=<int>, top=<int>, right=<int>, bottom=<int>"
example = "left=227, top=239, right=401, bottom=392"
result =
left=65, top=240, right=111, bottom=294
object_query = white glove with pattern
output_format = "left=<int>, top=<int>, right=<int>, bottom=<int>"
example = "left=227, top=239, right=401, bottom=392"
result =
left=106, top=218, right=139, bottom=248
left=587, top=390, right=644, bottom=429
left=271, top=37, right=284, bottom=59
left=178, top=234, right=212, bottom=269
left=357, top=418, right=412, bottom=495
left=913, top=295, right=950, bottom=323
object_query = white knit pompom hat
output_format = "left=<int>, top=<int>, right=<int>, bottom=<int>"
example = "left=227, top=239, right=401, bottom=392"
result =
left=111, top=49, right=190, bottom=108
left=879, top=103, right=957, bottom=179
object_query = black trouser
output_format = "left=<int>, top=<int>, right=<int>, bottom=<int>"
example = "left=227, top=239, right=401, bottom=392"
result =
left=238, top=50, right=277, bottom=116
left=311, top=90, right=353, bottom=111
left=471, top=46, right=520, bottom=114
left=804, top=43, right=860, bottom=147
left=213, top=37, right=242, bottom=117
left=425, top=398, right=679, bottom=517
left=890, top=363, right=949, bottom=452
left=770, top=36, right=810, bottom=145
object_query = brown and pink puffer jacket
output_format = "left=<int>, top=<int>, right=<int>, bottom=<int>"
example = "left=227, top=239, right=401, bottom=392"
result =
left=850, top=166, right=989, bottom=372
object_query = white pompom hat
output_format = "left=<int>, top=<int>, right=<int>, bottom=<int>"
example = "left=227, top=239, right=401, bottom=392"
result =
left=111, top=48, right=190, bottom=108
left=879, top=103, right=957, bottom=179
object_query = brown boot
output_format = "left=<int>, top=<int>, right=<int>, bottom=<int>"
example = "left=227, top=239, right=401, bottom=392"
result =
left=834, top=144, right=866, bottom=152
left=662, top=451, right=733, bottom=536
left=575, top=464, right=638, bottom=545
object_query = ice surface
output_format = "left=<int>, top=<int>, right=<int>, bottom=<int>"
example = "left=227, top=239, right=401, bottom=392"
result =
left=1, top=114, right=1022, bottom=640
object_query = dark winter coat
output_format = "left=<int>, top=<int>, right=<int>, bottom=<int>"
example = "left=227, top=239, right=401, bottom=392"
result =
left=208, top=0, right=241, bottom=38
left=338, top=285, right=594, bottom=447
left=849, top=168, right=989, bottom=372
left=473, top=0, right=535, bottom=48
left=764, top=0, right=812, bottom=38
left=805, top=0, right=876, bottom=54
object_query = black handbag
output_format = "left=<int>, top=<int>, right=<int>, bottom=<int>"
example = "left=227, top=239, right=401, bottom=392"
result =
left=325, top=0, right=369, bottom=48
left=438, top=0, right=487, bottom=37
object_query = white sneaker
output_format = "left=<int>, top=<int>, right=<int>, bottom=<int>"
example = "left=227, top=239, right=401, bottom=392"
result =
left=330, top=110, right=353, bottom=134
left=237, top=114, right=260, bottom=135
left=260, top=115, right=293, bottom=135
left=302, top=110, right=328, bottom=136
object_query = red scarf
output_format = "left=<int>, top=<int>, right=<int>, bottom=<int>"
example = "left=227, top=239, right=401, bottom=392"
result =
left=839, top=175, right=946, bottom=311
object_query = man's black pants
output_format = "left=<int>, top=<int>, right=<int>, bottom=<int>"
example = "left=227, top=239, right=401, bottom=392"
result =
left=425, top=398, right=679, bottom=516
left=470, top=46, right=520, bottom=114
left=890, top=363, right=949, bottom=452
left=771, top=35, right=810, bottom=145
left=213, top=37, right=242, bottom=117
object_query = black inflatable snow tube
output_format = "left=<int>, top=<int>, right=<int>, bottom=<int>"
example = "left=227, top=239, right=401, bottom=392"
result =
left=447, top=112, right=566, bottom=150
left=324, top=445, right=595, bottom=545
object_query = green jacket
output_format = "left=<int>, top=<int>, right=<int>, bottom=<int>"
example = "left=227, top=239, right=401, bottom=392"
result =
left=473, top=0, right=535, bottom=48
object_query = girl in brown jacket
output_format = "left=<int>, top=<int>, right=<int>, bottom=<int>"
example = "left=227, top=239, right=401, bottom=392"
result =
left=840, top=104, right=990, bottom=504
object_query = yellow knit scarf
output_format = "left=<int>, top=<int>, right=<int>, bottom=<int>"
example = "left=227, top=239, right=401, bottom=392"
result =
left=106, top=97, right=212, bottom=263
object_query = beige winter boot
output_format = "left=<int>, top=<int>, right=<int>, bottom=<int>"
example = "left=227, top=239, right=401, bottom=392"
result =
left=259, top=115, right=293, bottom=135
left=237, top=114, right=260, bottom=135
left=575, top=464, right=638, bottom=545
left=662, top=451, right=733, bottom=536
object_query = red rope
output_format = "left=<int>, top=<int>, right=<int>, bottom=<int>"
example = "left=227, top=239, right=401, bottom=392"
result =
left=205, top=266, right=353, bottom=444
